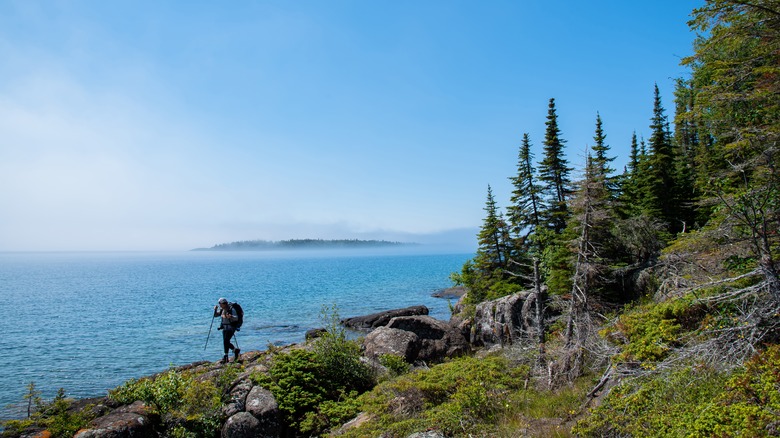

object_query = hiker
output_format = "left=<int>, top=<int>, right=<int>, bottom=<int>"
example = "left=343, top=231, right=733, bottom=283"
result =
left=214, top=297, right=240, bottom=363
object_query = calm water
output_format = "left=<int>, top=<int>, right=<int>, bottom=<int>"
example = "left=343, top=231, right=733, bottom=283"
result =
left=0, top=250, right=472, bottom=419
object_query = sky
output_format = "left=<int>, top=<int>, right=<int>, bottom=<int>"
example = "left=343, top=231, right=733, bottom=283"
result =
left=0, top=0, right=703, bottom=252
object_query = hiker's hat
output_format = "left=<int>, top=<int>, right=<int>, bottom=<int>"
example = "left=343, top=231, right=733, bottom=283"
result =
left=218, top=297, right=228, bottom=304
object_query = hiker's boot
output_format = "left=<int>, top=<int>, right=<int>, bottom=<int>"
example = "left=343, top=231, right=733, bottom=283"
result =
left=233, top=348, right=241, bottom=362
left=219, top=355, right=228, bottom=365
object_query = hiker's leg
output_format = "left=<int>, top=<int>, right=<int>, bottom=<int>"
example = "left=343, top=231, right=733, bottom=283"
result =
left=222, top=328, right=232, bottom=355
left=224, top=328, right=236, bottom=352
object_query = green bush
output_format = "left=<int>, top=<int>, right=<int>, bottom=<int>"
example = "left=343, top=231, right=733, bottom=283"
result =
left=108, top=369, right=222, bottom=438
left=251, top=306, right=374, bottom=436
left=691, top=344, right=780, bottom=437
left=602, top=297, right=706, bottom=365
left=573, top=366, right=728, bottom=437
left=379, top=354, right=411, bottom=377
left=341, top=354, right=530, bottom=437
left=575, top=345, right=780, bottom=437
left=1, top=388, right=93, bottom=438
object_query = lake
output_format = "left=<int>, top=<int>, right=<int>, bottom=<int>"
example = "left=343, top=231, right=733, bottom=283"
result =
left=0, top=250, right=472, bottom=419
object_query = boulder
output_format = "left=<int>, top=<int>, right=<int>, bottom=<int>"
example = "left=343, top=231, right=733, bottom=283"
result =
left=305, top=328, right=327, bottom=340
left=386, top=316, right=469, bottom=363
left=74, top=401, right=155, bottom=438
left=221, top=412, right=262, bottom=438
left=222, top=378, right=253, bottom=418
left=470, top=291, right=532, bottom=348
left=331, top=412, right=373, bottom=435
left=341, top=306, right=429, bottom=331
left=363, top=326, right=421, bottom=362
left=245, top=386, right=280, bottom=436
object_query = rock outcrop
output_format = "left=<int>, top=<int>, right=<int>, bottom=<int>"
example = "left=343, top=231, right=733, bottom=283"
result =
left=384, top=315, right=470, bottom=362
left=363, top=326, right=421, bottom=362
left=341, top=305, right=429, bottom=330
left=75, top=401, right=156, bottom=438
left=244, top=386, right=279, bottom=435
left=470, top=291, right=534, bottom=348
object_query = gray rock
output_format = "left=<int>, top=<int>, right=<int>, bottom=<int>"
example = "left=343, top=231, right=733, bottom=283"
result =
left=431, top=286, right=466, bottom=299
left=222, top=412, right=262, bottom=438
left=341, top=306, right=429, bottom=330
left=386, top=316, right=469, bottom=363
left=74, top=401, right=155, bottom=438
left=363, top=326, right=421, bottom=362
left=331, top=412, right=373, bottom=435
left=245, top=386, right=280, bottom=435
left=305, top=328, right=327, bottom=340
left=471, top=292, right=532, bottom=348
left=407, top=431, right=448, bottom=438
left=222, top=379, right=253, bottom=418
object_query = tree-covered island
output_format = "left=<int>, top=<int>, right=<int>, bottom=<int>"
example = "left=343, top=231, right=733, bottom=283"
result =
left=192, top=238, right=415, bottom=251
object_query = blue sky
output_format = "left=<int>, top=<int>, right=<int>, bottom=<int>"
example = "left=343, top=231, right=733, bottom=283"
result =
left=0, top=1, right=702, bottom=251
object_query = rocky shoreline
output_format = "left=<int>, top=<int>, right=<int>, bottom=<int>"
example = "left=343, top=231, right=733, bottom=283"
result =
left=6, top=286, right=538, bottom=438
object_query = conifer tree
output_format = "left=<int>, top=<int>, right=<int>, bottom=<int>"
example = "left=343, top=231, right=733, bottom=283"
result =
left=590, top=113, right=616, bottom=180
left=507, top=133, right=543, bottom=245
left=617, top=132, right=641, bottom=218
left=538, top=98, right=573, bottom=234
left=474, top=185, right=511, bottom=274
left=638, top=84, right=678, bottom=231
left=672, top=78, right=699, bottom=231
left=506, top=133, right=543, bottom=284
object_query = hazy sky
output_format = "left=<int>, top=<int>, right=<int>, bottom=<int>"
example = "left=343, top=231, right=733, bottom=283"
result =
left=0, top=1, right=702, bottom=252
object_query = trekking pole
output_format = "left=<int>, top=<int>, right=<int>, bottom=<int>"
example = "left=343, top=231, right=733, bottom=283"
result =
left=232, top=331, right=240, bottom=350
left=204, top=313, right=216, bottom=350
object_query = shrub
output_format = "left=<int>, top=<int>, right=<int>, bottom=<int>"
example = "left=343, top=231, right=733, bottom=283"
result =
left=251, top=305, right=374, bottom=436
left=573, top=365, right=728, bottom=437
left=691, top=344, right=780, bottom=437
left=379, top=353, right=411, bottom=377
left=602, top=297, right=704, bottom=365
left=108, top=369, right=222, bottom=438
left=342, top=354, right=530, bottom=437
left=1, top=388, right=93, bottom=438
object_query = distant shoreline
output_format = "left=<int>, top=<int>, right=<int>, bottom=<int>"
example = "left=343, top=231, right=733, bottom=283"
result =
left=191, top=238, right=418, bottom=251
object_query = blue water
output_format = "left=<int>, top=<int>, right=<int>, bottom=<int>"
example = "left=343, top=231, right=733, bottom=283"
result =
left=0, top=250, right=471, bottom=419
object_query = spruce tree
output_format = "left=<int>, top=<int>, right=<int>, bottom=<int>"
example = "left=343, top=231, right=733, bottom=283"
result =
left=672, top=78, right=699, bottom=231
left=538, top=98, right=573, bottom=234
left=591, top=113, right=616, bottom=179
left=638, top=84, right=678, bottom=231
left=617, top=132, right=641, bottom=218
left=475, top=185, right=508, bottom=271
left=507, top=133, right=543, bottom=245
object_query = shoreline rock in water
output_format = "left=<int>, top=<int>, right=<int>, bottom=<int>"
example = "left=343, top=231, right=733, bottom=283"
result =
left=430, top=285, right=466, bottom=299
left=340, top=305, right=429, bottom=331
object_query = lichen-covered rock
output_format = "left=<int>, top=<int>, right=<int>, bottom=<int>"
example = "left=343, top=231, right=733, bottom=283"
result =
left=244, top=386, right=279, bottom=435
left=222, top=378, right=253, bottom=418
left=385, top=316, right=469, bottom=362
left=363, top=326, right=421, bottom=362
left=221, top=412, right=262, bottom=438
left=471, top=291, right=532, bottom=348
left=74, top=401, right=155, bottom=438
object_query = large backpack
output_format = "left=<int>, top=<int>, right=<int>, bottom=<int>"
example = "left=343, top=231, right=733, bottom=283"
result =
left=230, top=302, right=244, bottom=329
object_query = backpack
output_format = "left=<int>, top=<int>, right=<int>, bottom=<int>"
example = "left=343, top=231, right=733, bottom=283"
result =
left=229, top=302, right=244, bottom=329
